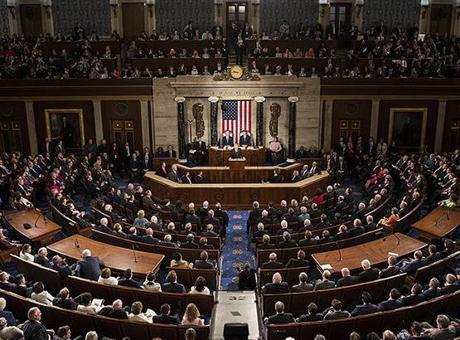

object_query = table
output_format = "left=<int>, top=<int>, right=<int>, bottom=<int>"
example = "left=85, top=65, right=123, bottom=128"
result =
left=209, top=147, right=265, bottom=166
left=5, top=209, right=62, bottom=246
left=47, top=235, right=164, bottom=277
left=144, top=171, right=330, bottom=209
left=412, top=207, right=460, bottom=242
left=311, top=233, right=427, bottom=274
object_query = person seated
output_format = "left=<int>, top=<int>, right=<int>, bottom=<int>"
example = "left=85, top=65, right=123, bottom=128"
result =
left=98, top=299, right=128, bottom=319
left=258, top=234, right=276, bottom=249
left=237, top=263, right=257, bottom=290
left=181, top=234, right=199, bottom=249
left=358, top=259, right=380, bottom=282
left=399, top=250, right=425, bottom=274
left=152, top=304, right=179, bottom=325
left=128, top=301, right=152, bottom=324
left=253, top=222, right=266, bottom=241
left=364, top=215, right=378, bottom=232
left=98, top=267, right=118, bottom=286
left=351, top=291, right=379, bottom=316
left=377, top=288, right=403, bottom=311
left=309, top=161, right=322, bottom=175
left=170, top=252, right=193, bottom=269
left=425, top=244, right=442, bottom=265
left=190, top=276, right=210, bottom=295
left=239, top=131, right=252, bottom=147
left=296, top=302, right=323, bottom=322
left=31, top=281, right=54, bottom=305
left=422, top=277, right=442, bottom=300
left=336, top=267, right=359, bottom=287
left=198, top=237, right=214, bottom=249
left=74, top=249, right=103, bottom=281
left=278, top=232, right=297, bottom=249
left=142, top=272, right=162, bottom=292
left=19, top=244, right=34, bottom=262
left=441, top=273, right=460, bottom=294
left=268, top=168, right=284, bottom=183
left=314, top=270, right=335, bottom=290
left=423, top=314, right=456, bottom=339
left=34, top=247, right=52, bottom=268
left=162, top=270, right=186, bottom=293
left=201, top=224, right=218, bottom=237
left=277, top=219, right=293, bottom=236
left=261, top=253, right=283, bottom=269
left=13, top=274, right=30, bottom=298
left=141, top=228, right=161, bottom=245
left=0, top=298, right=16, bottom=326
left=96, top=217, right=112, bottom=234
left=0, top=316, right=22, bottom=339
left=298, top=230, right=319, bottom=246
left=133, top=210, right=150, bottom=228
left=264, top=301, right=295, bottom=325
left=291, top=272, right=313, bottom=292
left=194, top=251, right=214, bottom=269
left=118, top=269, right=140, bottom=288
left=0, top=272, right=15, bottom=292
left=401, top=283, right=426, bottom=306
left=220, top=131, right=234, bottom=148
left=379, top=207, right=400, bottom=229
left=286, top=250, right=310, bottom=268
left=379, top=256, right=401, bottom=279
left=262, top=272, right=289, bottom=294
left=52, top=287, right=78, bottom=310
left=323, top=299, right=350, bottom=320
left=181, top=303, right=204, bottom=326
left=230, top=144, right=243, bottom=159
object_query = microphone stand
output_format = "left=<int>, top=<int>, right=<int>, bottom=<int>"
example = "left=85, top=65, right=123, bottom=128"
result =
left=336, top=241, right=343, bottom=261
left=33, top=211, right=41, bottom=228
left=132, top=244, right=138, bottom=263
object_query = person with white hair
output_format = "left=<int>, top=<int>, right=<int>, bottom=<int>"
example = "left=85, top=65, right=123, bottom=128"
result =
left=34, top=247, right=52, bottom=268
left=22, top=307, right=48, bottom=339
left=74, top=249, right=103, bottom=281
left=261, top=253, right=283, bottom=269
left=85, top=331, right=98, bottom=340
left=0, top=298, right=16, bottom=326
left=358, top=259, right=380, bottom=282
left=97, top=299, right=128, bottom=319
left=96, top=217, right=112, bottom=234
left=0, top=316, right=23, bottom=339
left=262, top=273, right=290, bottom=294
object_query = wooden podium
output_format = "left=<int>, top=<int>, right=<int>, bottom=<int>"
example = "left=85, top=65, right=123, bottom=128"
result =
left=228, top=157, right=246, bottom=183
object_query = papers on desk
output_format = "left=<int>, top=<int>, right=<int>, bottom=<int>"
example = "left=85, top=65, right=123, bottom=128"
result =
left=320, top=264, right=333, bottom=270
left=145, top=308, right=157, bottom=318
left=388, top=252, right=399, bottom=257
left=91, top=298, right=105, bottom=312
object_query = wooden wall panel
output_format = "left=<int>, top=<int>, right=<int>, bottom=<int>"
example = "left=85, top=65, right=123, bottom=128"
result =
left=101, top=101, right=142, bottom=150
left=19, top=4, right=43, bottom=37
left=33, top=101, right=95, bottom=150
left=0, top=102, right=30, bottom=154
left=122, top=3, right=145, bottom=39
left=444, top=101, right=460, bottom=151
left=377, top=100, right=438, bottom=151
left=332, top=100, right=372, bottom=149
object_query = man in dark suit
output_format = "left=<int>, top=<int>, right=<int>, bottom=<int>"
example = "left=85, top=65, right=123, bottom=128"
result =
left=83, top=138, right=97, bottom=158
left=358, top=259, right=380, bottom=282
left=336, top=267, right=360, bottom=287
left=323, top=299, right=350, bottom=320
left=51, top=255, right=72, bottom=279
left=258, top=235, right=276, bottom=249
left=296, top=302, right=324, bottom=322
left=52, top=287, right=78, bottom=310
left=73, top=249, right=103, bottom=281
left=261, top=253, right=283, bottom=269
left=378, top=288, right=403, bottom=311
left=118, top=269, right=140, bottom=288
left=21, top=307, right=49, bottom=340
left=141, top=228, right=161, bottom=245
left=286, top=250, right=309, bottom=268
left=291, top=272, right=314, bottom=292
left=351, top=292, right=379, bottom=316
left=422, top=278, right=442, bottom=300
left=201, top=224, right=218, bottom=238
left=194, top=171, right=204, bottom=183
left=401, top=283, right=426, bottom=306
left=424, top=244, right=442, bottom=265
left=0, top=298, right=17, bottom=325
left=96, top=217, right=112, bottom=234
left=164, top=145, right=177, bottom=158
left=181, top=234, right=199, bottom=249
left=220, top=131, right=233, bottom=148
left=378, top=256, right=402, bottom=279
left=162, top=270, right=186, bottom=293
left=314, top=270, right=336, bottom=290
left=97, top=299, right=128, bottom=319
left=34, top=248, right=52, bottom=269
left=230, top=144, right=243, bottom=159
left=152, top=304, right=179, bottom=325
left=194, top=251, right=214, bottom=269
left=309, top=161, right=322, bottom=175
left=265, top=301, right=295, bottom=324
left=181, top=171, right=193, bottom=184
left=239, top=131, right=252, bottom=147
left=277, top=232, right=297, bottom=249
left=268, top=169, right=284, bottom=183
left=399, top=250, right=425, bottom=274
left=167, top=164, right=180, bottom=183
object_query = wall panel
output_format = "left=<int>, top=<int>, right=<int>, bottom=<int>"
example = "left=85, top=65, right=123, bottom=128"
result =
left=155, top=0, right=214, bottom=33
left=363, top=0, right=419, bottom=30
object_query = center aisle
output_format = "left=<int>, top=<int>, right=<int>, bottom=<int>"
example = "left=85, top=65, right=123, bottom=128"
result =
left=220, top=210, right=255, bottom=290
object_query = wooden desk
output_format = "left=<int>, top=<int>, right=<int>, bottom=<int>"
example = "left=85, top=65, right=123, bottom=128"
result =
left=47, top=235, right=164, bottom=277
left=209, top=147, right=265, bottom=166
left=5, top=209, right=61, bottom=246
left=144, top=171, right=330, bottom=209
left=412, top=207, right=460, bottom=242
left=311, top=233, right=427, bottom=274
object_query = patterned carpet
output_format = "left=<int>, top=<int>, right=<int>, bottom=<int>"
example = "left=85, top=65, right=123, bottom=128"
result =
left=220, top=210, right=256, bottom=290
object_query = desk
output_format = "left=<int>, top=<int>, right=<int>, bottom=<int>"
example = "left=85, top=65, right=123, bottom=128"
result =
left=412, top=207, right=460, bottom=242
left=209, top=147, right=265, bottom=166
left=47, top=235, right=164, bottom=277
left=311, top=233, right=427, bottom=274
left=144, top=171, right=330, bottom=209
left=5, top=209, right=62, bottom=246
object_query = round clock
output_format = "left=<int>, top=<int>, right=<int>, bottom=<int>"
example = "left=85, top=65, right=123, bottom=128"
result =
left=230, top=65, right=244, bottom=79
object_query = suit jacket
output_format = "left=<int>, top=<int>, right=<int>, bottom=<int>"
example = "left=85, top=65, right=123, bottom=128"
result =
left=168, top=170, right=180, bottom=182
left=314, top=279, right=336, bottom=290
left=336, top=275, right=360, bottom=287
left=152, top=314, right=179, bottom=325
left=285, top=258, right=310, bottom=268
left=230, top=149, right=243, bottom=159
left=291, top=282, right=314, bottom=292
left=358, top=268, right=380, bottom=282
left=194, top=260, right=214, bottom=269
left=351, top=303, right=379, bottom=316
left=22, top=319, right=48, bottom=340
left=261, top=261, right=284, bottom=269
left=323, top=310, right=350, bottom=320
left=98, top=307, right=128, bottom=319
left=278, top=240, right=297, bottom=249
left=221, top=136, right=234, bottom=147
left=266, top=312, right=295, bottom=324
left=118, top=278, right=140, bottom=288
left=34, top=255, right=52, bottom=268
left=379, top=266, right=401, bottom=279
left=162, top=282, right=186, bottom=293
left=262, top=282, right=290, bottom=294
left=239, top=134, right=252, bottom=146
left=401, top=294, right=426, bottom=306
left=76, top=256, right=103, bottom=281
left=377, top=299, right=403, bottom=311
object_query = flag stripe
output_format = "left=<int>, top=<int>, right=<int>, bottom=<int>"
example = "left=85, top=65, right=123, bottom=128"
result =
left=222, top=100, right=252, bottom=143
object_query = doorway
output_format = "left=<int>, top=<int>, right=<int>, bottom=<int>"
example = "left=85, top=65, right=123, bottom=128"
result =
left=329, top=3, right=352, bottom=36
left=20, top=4, right=43, bottom=38
left=430, top=4, right=452, bottom=36
left=226, top=2, right=248, bottom=45
left=122, top=3, right=146, bottom=39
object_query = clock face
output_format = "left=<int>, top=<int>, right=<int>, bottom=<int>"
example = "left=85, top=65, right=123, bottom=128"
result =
left=230, top=65, right=243, bottom=79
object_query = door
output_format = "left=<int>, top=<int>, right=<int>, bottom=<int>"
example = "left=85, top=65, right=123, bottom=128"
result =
left=20, top=4, right=43, bottom=38
left=430, top=4, right=452, bottom=36
left=446, top=120, right=460, bottom=152
left=329, top=3, right=352, bottom=36
left=0, top=121, right=24, bottom=153
left=122, top=3, right=145, bottom=39
left=111, top=120, right=134, bottom=149
left=226, top=2, right=248, bottom=45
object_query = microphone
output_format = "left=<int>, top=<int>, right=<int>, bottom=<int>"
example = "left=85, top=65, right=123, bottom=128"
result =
left=336, top=241, right=343, bottom=261
left=132, top=244, right=138, bottom=263
left=446, top=210, right=450, bottom=221
left=393, top=233, right=401, bottom=247
left=74, top=238, right=80, bottom=249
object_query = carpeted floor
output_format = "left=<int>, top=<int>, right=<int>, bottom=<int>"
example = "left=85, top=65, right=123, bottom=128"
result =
left=220, top=210, right=256, bottom=290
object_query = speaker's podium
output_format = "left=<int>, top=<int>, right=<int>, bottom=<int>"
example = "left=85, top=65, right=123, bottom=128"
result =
left=228, top=157, right=246, bottom=183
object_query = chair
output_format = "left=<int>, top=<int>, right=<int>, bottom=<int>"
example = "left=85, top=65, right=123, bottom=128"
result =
left=121, top=319, right=151, bottom=339
left=267, top=323, right=299, bottom=340
left=94, top=315, right=124, bottom=340
left=263, top=294, right=291, bottom=318
left=289, top=291, right=316, bottom=317
left=299, top=321, right=329, bottom=340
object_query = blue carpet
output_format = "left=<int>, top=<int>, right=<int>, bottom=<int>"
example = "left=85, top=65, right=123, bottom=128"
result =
left=220, top=210, right=255, bottom=290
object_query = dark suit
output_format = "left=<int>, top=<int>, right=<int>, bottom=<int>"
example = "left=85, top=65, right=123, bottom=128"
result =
left=377, top=299, right=403, bottom=311
left=285, top=258, right=310, bottom=268
left=118, top=278, right=140, bottom=288
left=34, top=255, right=52, bottom=268
left=152, top=314, right=179, bottom=325
left=358, top=268, right=380, bottom=282
left=291, top=282, right=313, bottom=292
left=379, top=266, right=401, bottom=279
left=75, top=256, right=103, bottom=281
left=314, top=280, right=336, bottom=290
left=323, top=310, right=350, bottom=320
left=0, top=310, right=16, bottom=326
left=168, top=170, right=180, bottom=183
left=194, top=260, right=214, bottom=269
left=230, top=149, right=243, bottom=159
left=261, top=261, right=283, bottom=269
left=22, top=319, right=49, bottom=340
left=262, top=282, right=290, bottom=294
left=162, top=282, right=186, bottom=293
left=221, top=135, right=234, bottom=147
left=239, top=134, right=252, bottom=147
left=336, top=275, right=360, bottom=287
left=266, top=312, right=295, bottom=324
left=401, top=294, right=426, bottom=306
left=351, top=303, right=379, bottom=316
left=98, top=307, right=128, bottom=319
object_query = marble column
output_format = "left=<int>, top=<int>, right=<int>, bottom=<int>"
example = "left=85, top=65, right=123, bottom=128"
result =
left=434, top=100, right=447, bottom=153
left=255, top=96, right=265, bottom=147
left=287, top=96, right=299, bottom=161
left=92, top=100, right=103, bottom=143
left=208, top=96, right=219, bottom=146
left=370, top=99, right=380, bottom=140
left=175, top=97, right=187, bottom=160
left=25, top=101, right=38, bottom=154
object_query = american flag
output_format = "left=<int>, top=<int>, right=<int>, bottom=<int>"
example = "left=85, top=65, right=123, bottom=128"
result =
left=221, top=100, right=252, bottom=138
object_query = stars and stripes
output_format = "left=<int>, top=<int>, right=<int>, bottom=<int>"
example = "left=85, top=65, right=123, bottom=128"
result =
left=221, top=100, right=252, bottom=138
